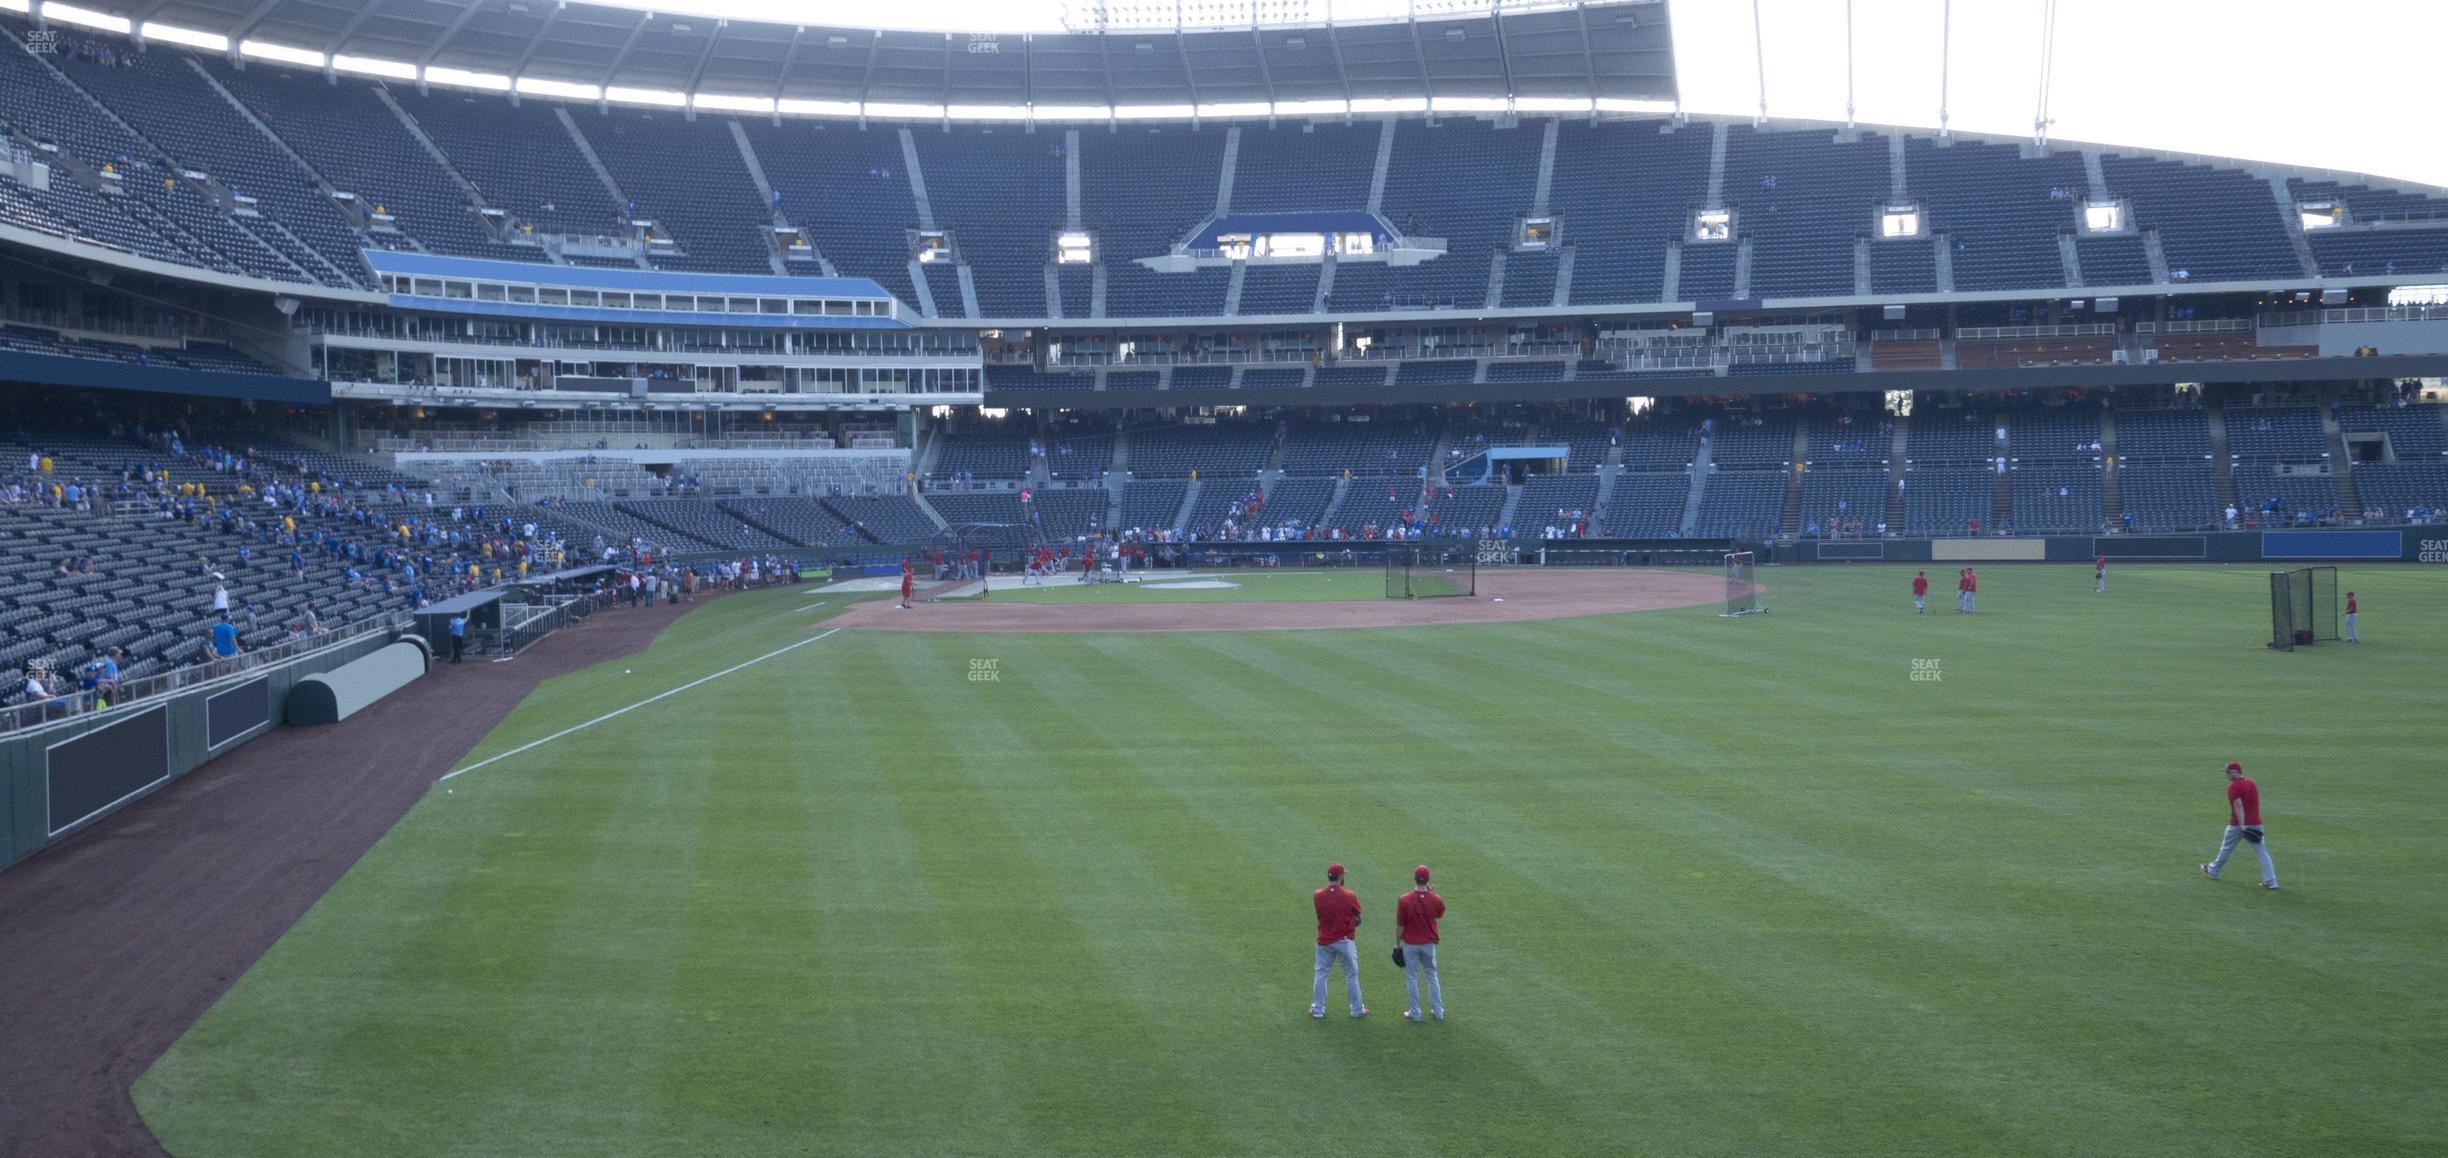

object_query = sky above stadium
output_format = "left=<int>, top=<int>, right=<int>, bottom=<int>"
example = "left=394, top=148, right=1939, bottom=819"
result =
left=571, top=0, right=2442, bottom=189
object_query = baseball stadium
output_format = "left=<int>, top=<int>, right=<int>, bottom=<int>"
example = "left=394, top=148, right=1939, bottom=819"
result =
left=0, top=0, right=2443, bottom=1153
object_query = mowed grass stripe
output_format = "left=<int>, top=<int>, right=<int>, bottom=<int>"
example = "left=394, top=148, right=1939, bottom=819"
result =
left=787, top=636, right=1028, bottom=1155
left=1005, top=636, right=1607, bottom=1155
left=1065, top=631, right=1815, bottom=1155
left=1194, top=628, right=2044, bottom=1154
left=853, top=634, right=1235, bottom=1154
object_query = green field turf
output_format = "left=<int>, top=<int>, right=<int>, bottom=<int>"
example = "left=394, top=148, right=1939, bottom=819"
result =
left=137, top=565, right=2448, bottom=1157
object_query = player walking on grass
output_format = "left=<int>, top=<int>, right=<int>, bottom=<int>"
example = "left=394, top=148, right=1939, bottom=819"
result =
left=1397, top=866, right=1445, bottom=1023
left=1912, top=570, right=1928, bottom=613
left=2202, top=761, right=2278, bottom=890
left=2095, top=555, right=2107, bottom=593
left=1310, top=864, right=1366, bottom=1019
left=2345, top=591, right=2358, bottom=642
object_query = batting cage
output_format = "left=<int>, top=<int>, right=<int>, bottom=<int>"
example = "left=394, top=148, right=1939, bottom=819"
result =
left=2267, top=565, right=2339, bottom=650
left=1383, top=543, right=1477, bottom=598
left=926, top=521, right=1044, bottom=597
left=1721, top=551, right=1765, bottom=617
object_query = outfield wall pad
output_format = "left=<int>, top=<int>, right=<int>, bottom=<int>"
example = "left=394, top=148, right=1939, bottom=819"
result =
left=1931, top=538, right=2048, bottom=561
left=286, top=643, right=430, bottom=726
left=1, top=630, right=398, bottom=871
left=1777, top=528, right=2441, bottom=565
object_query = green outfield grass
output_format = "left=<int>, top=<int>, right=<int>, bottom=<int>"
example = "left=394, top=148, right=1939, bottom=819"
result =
left=953, top=568, right=1386, bottom=604
left=136, top=565, right=2448, bottom=1157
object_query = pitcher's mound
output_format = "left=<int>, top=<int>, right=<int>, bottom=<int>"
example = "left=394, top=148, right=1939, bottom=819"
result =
left=838, top=568, right=1726, bottom=633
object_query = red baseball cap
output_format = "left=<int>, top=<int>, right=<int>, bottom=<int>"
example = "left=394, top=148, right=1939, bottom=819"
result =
left=1414, top=865, right=1431, bottom=883
left=1327, top=863, right=1344, bottom=878
left=2226, top=762, right=2243, bottom=773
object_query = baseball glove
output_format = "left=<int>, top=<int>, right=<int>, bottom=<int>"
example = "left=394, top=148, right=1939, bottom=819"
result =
left=1391, top=945, right=1406, bottom=968
left=2242, top=827, right=2264, bottom=844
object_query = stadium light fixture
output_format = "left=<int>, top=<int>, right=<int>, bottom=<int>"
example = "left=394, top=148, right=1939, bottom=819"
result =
left=240, top=39, right=324, bottom=68
left=333, top=55, right=417, bottom=80
left=140, top=22, right=228, bottom=52
left=41, top=2, right=129, bottom=33
left=426, top=66, right=513, bottom=92
left=606, top=86, right=689, bottom=107
left=517, top=77, right=602, bottom=101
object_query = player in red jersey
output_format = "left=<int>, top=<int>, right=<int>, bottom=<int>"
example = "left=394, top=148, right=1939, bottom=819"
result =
left=898, top=557, right=913, bottom=610
left=2345, top=591, right=2358, bottom=643
left=2201, top=761, right=2278, bottom=889
left=1912, top=570, right=1929, bottom=613
left=1309, top=864, right=1367, bottom=1019
left=1396, top=865, right=1446, bottom=1022
left=2095, top=554, right=2107, bottom=593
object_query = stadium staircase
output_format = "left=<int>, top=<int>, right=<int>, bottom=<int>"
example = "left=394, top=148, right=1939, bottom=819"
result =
left=1853, top=238, right=1873, bottom=296
left=1496, top=483, right=1524, bottom=533
left=1531, top=118, right=1559, bottom=213
left=1732, top=237, right=1754, bottom=299
left=1043, top=266, right=1066, bottom=318
left=1313, top=255, right=1337, bottom=313
left=1932, top=232, right=1955, bottom=293
left=1659, top=243, right=1680, bottom=303
left=1089, top=265, right=1108, bottom=318
left=1215, top=127, right=1241, bottom=215
left=2318, top=391, right=2364, bottom=519
left=1551, top=246, right=1576, bottom=307
left=188, top=59, right=379, bottom=259
left=2099, top=410, right=2125, bottom=526
left=1680, top=438, right=1712, bottom=536
left=2206, top=399, right=2240, bottom=513
left=1366, top=119, right=1396, bottom=212
left=726, top=121, right=794, bottom=275
left=1064, top=128, right=1085, bottom=225
left=2271, top=176, right=2323, bottom=279
left=1884, top=417, right=1911, bottom=531
left=1484, top=250, right=1507, bottom=311
left=1172, top=479, right=1202, bottom=532
left=1224, top=263, right=1246, bottom=314
left=1992, top=461, right=2014, bottom=530
left=554, top=107, right=634, bottom=230
left=1778, top=422, right=1810, bottom=535
left=2058, top=234, right=2086, bottom=287
left=909, top=490, right=950, bottom=532
left=2143, top=231, right=2172, bottom=283
left=369, top=86, right=519, bottom=253
left=1318, top=478, right=1352, bottom=528
left=1591, top=466, right=1619, bottom=524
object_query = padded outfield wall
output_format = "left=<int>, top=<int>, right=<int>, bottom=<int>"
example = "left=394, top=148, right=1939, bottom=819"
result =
left=0, top=629, right=398, bottom=873
left=1782, top=528, right=2448, bottom=565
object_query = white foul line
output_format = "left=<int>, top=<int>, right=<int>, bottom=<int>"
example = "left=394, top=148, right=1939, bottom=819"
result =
left=794, top=600, right=828, bottom=612
left=438, top=628, right=840, bottom=784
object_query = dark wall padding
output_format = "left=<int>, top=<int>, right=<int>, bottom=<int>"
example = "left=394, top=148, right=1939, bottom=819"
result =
left=285, top=642, right=430, bottom=726
left=46, top=708, right=170, bottom=836
left=205, top=678, right=272, bottom=750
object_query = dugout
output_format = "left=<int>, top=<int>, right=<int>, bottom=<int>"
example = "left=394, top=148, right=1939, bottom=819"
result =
left=518, top=565, right=620, bottom=595
left=412, top=591, right=504, bottom=648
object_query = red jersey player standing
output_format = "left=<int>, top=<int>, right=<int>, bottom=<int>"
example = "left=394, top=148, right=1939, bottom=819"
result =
left=1309, top=863, right=1366, bottom=1019
left=2345, top=591, right=2358, bottom=643
left=1912, top=570, right=1929, bottom=613
left=898, top=557, right=913, bottom=610
left=1396, top=865, right=1446, bottom=1023
left=2201, top=761, right=2278, bottom=889
left=2095, top=554, right=2107, bottom=593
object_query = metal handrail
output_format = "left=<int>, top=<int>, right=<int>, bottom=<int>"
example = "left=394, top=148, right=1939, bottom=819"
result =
left=0, top=609, right=407, bottom=736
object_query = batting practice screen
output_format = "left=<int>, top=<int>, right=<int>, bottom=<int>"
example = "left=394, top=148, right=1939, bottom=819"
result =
left=1722, top=552, right=1763, bottom=616
left=1384, top=545, right=1476, bottom=598
left=2267, top=565, right=2339, bottom=650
